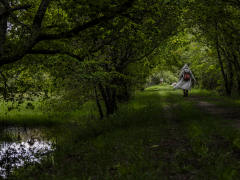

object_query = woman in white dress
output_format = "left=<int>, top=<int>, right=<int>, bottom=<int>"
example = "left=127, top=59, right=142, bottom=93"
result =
left=174, top=64, right=197, bottom=97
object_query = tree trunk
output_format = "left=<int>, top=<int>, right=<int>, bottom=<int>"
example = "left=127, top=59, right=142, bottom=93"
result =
left=111, top=88, right=118, bottom=111
left=98, top=83, right=117, bottom=116
left=232, top=53, right=240, bottom=95
left=105, top=86, right=115, bottom=115
left=98, top=83, right=110, bottom=115
left=0, top=3, right=8, bottom=56
left=216, top=40, right=231, bottom=95
left=116, top=77, right=130, bottom=102
left=227, top=61, right=234, bottom=95
left=94, top=86, right=104, bottom=119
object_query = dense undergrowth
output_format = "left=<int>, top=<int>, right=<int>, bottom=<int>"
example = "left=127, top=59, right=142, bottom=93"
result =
left=2, top=85, right=240, bottom=179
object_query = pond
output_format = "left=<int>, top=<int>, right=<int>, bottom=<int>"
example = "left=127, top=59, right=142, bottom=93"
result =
left=0, top=126, right=55, bottom=179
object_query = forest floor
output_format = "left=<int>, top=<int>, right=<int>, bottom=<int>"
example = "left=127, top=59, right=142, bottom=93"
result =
left=8, top=85, right=240, bottom=180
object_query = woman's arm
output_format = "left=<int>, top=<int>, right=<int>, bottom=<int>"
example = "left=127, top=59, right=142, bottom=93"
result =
left=190, top=71, right=196, bottom=81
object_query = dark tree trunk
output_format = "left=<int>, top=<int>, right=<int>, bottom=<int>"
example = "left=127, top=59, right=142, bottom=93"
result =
left=227, top=58, right=234, bottom=95
left=98, top=83, right=110, bottom=115
left=105, top=86, right=115, bottom=115
left=0, top=3, right=7, bottom=56
left=218, top=42, right=239, bottom=95
left=123, top=84, right=130, bottom=101
left=116, top=78, right=130, bottom=102
left=216, top=41, right=231, bottom=95
left=232, top=53, right=240, bottom=95
left=98, top=83, right=117, bottom=116
left=94, top=86, right=104, bottom=119
left=111, top=88, right=118, bottom=111
left=215, top=22, right=232, bottom=95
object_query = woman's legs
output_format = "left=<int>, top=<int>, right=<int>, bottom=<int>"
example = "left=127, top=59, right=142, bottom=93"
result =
left=186, top=90, right=189, bottom=97
left=183, top=89, right=186, bottom=97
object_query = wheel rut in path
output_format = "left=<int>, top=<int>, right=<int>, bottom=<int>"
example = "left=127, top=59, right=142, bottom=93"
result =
left=185, top=95, right=240, bottom=131
left=157, top=103, right=196, bottom=179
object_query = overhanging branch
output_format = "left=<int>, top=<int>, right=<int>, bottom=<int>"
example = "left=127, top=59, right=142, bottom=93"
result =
left=36, top=0, right=136, bottom=42
left=0, top=0, right=135, bottom=67
left=28, top=49, right=85, bottom=62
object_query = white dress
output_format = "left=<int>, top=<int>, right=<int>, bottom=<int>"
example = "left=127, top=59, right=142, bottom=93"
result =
left=174, top=64, right=196, bottom=91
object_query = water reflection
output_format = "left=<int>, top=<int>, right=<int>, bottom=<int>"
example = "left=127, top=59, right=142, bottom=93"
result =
left=0, top=126, right=54, bottom=178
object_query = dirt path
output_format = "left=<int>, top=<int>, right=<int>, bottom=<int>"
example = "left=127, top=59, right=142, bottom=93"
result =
left=159, top=103, right=196, bottom=179
left=161, top=94, right=240, bottom=179
left=186, top=95, right=240, bottom=131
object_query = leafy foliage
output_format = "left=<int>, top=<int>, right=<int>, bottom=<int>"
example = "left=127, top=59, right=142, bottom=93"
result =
left=147, top=71, right=178, bottom=86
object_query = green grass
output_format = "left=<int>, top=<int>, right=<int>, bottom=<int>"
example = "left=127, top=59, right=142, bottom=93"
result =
left=191, top=88, right=219, bottom=97
left=0, top=96, right=106, bottom=127
left=4, top=85, right=240, bottom=179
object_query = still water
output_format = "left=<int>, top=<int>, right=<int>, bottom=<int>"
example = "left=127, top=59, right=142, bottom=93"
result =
left=0, top=126, right=54, bottom=178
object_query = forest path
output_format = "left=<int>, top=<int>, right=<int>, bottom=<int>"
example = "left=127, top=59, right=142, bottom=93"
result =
left=160, top=88, right=240, bottom=179
left=185, top=95, right=240, bottom=131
